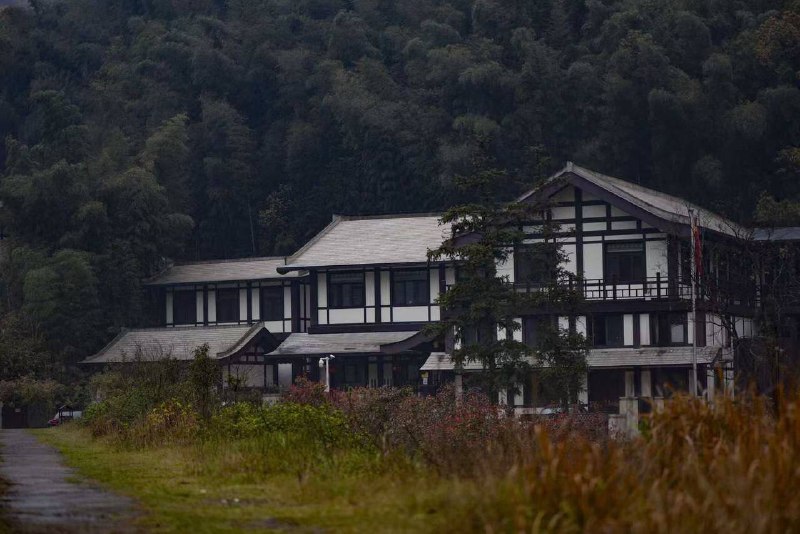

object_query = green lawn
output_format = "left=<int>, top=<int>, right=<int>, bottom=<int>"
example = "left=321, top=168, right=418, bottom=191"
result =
left=34, top=426, right=462, bottom=533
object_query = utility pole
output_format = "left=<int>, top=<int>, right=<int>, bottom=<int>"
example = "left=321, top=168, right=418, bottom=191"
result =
left=318, top=354, right=335, bottom=392
left=689, top=208, right=699, bottom=397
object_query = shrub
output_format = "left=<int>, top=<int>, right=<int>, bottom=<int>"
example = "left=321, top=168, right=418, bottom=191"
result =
left=281, top=375, right=329, bottom=407
left=197, top=401, right=368, bottom=481
left=188, top=344, right=219, bottom=420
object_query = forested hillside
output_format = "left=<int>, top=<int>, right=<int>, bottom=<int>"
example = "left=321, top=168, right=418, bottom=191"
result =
left=1, top=0, right=800, bottom=373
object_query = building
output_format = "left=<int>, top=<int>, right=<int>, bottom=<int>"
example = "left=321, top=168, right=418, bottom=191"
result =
left=84, top=163, right=797, bottom=411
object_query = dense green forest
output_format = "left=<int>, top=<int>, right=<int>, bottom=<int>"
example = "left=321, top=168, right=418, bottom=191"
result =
left=1, top=0, right=800, bottom=376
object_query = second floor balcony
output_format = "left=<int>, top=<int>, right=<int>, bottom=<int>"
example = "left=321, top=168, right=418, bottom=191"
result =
left=512, top=274, right=759, bottom=308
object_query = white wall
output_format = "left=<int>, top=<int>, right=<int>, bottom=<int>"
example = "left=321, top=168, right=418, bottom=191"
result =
left=196, top=291, right=204, bottom=323
left=207, top=290, right=216, bottom=322
left=551, top=206, right=575, bottom=220
left=496, top=247, right=514, bottom=282
left=317, top=272, right=327, bottom=308
left=365, top=271, right=375, bottom=308
left=575, top=315, right=587, bottom=337
left=239, top=288, right=248, bottom=321
left=391, top=306, right=429, bottom=322
left=584, top=243, right=603, bottom=280
left=562, top=243, right=577, bottom=276
left=165, top=292, right=173, bottom=324
left=639, top=314, right=651, bottom=345
left=624, top=314, right=634, bottom=345
left=645, top=239, right=668, bottom=278
left=225, top=364, right=268, bottom=388
left=328, top=308, right=364, bottom=324
left=250, top=287, right=260, bottom=320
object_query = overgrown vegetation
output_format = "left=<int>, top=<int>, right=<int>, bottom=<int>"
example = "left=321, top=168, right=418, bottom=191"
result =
left=63, top=348, right=800, bottom=531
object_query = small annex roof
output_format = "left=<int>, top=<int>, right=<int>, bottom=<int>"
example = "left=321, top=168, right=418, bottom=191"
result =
left=278, top=214, right=450, bottom=272
left=144, top=256, right=299, bottom=286
left=418, top=346, right=728, bottom=371
left=420, top=352, right=485, bottom=371
left=752, top=227, right=800, bottom=241
left=587, top=346, right=727, bottom=368
left=82, top=323, right=272, bottom=364
left=518, top=162, right=744, bottom=237
left=268, top=331, right=420, bottom=356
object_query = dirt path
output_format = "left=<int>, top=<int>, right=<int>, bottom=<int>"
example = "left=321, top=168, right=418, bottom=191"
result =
left=0, top=429, right=140, bottom=533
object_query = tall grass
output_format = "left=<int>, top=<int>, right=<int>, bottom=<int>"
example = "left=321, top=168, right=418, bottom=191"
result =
left=447, top=393, right=800, bottom=532
left=82, top=367, right=800, bottom=532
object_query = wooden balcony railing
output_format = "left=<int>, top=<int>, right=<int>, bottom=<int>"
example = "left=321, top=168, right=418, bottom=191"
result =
left=513, top=274, right=691, bottom=301
left=445, top=274, right=761, bottom=306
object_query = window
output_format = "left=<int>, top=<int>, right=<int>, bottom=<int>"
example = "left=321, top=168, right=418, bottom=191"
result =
left=651, top=313, right=687, bottom=345
left=215, top=288, right=240, bottom=323
left=604, top=242, right=645, bottom=283
left=653, top=367, right=690, bottom=397
left=523, top=316, right=547, bottom=348
left=392, top=269, right=429, bottom=306
left=515, top=243, right=558, bottom=284
left=173, top=290, right=196, bottom=325
left=342, top=358, right=366, bottom=386
left=461, top=324, right=494, bottom=347
left=260, top=286, right=284, bottom=321
left=328, top=272, right=365, bottom=308
left=588, top=314, right=624, bottom=347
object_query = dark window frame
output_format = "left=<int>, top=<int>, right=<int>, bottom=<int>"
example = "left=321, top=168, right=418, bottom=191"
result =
left=650, top=312, right=688, bottom=346
left=523, top=316, right=548, bottom=348
left=172, top=289, right=197, bottom=326
left=604, top=241, right=646, bottom=283
left=215, top=287, right=240, bottom=323
left=514, top=242, right=559, bottom=285
left=588, top=314, right=625, bottom=347
left=328, top=271, right=365, bottom=309
left=391, top=269, right=430, bottom=307
left=260, top=285, right=284, bottom=322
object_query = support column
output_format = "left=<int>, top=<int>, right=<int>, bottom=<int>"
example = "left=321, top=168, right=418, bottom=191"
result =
left=640, top=369, right=652, bottom=397
left=624, top=369, right=635, bottom=398
left=498, top=388, right=508, bottom=406
left=578, top=372, right=588, bottom=405
left=706, top=366, right=716, bottom=402
left=454, top=373, right=463, bottom=405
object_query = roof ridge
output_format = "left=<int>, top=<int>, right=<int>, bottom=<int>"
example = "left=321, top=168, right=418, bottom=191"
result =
left=571, top=164, right=704, bottom=214
left=286, top=215, right=343, bottom=264
left=335, top=212, right=443, bottom=221
left=84, top=328, right=129, bottom=362
left=569, top=164, right=741, bottom=231
left=171, top=256, right=286, bottom=267
left=119, top=324, right=255, bottom=333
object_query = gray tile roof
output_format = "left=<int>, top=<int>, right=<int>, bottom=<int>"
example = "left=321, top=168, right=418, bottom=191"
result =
left=144, top=257, right=299, bottom=286
left=83, top=324, right=266, bottom=363
left=420, top=346, right=727, bottom=371
left=282, top=214, right=450, bottom=270
left=519, top=162, right=744, bottom=236
left=420, top=352, right=485, bottom=371
left=587, top=346, right=726, bottom=368
left=268, top=331, right=420, bottom=356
